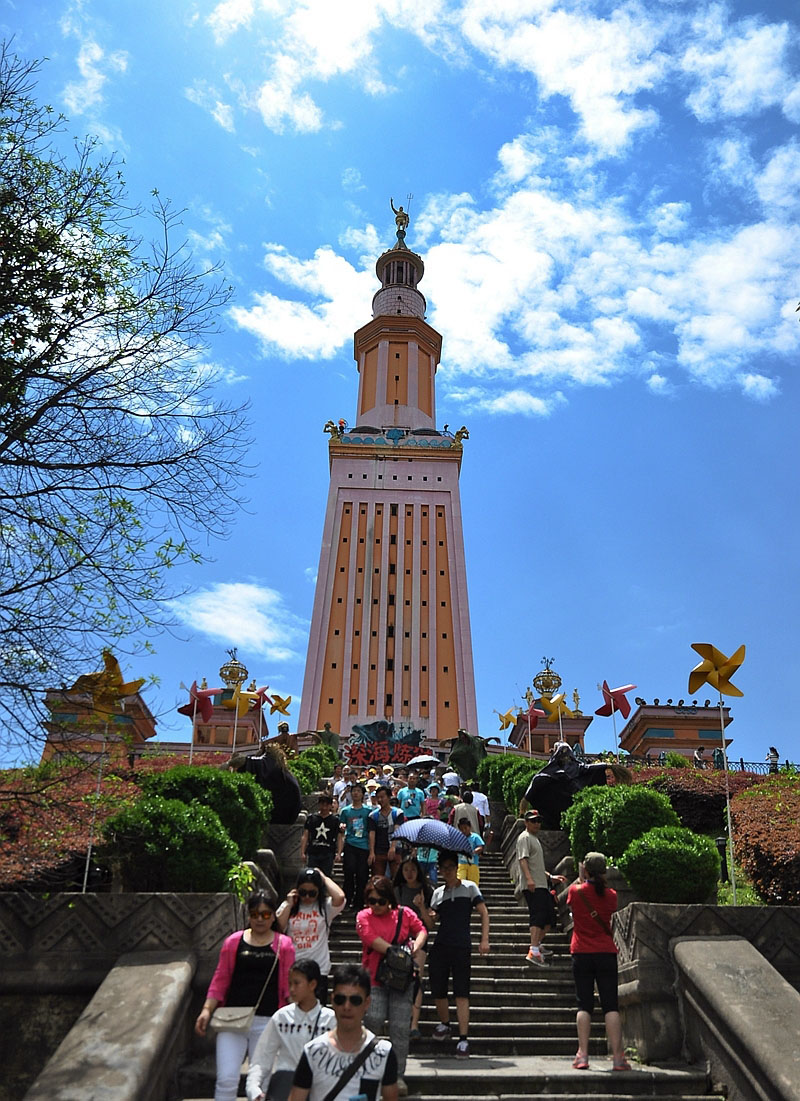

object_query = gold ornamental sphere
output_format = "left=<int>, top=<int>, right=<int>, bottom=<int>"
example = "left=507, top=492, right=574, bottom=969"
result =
left=219, top=648, right=248, bottom=688
left=533, top=656, right=562, bottom=699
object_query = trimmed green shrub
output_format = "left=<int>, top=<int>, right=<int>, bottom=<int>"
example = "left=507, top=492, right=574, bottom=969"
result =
left=663, top=751, right=689, bottom=768
left=138, top=765, right=272, bottom=857
left=562, top=786, right=613, bottom=862
left=598, top=786, right=680, bottom=860
left=563, top=784, right=679, bottom=862
left=302, top=744, right=338, bottom=774
left=617, top=825, right=720, bottom=903
left=289, top=757, right=321, bottom=795
left=102, top=796, right=239, bottom=891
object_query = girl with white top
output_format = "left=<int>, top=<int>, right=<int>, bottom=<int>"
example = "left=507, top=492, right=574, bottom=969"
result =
left=276, top=867, right=345, bottom=1005
left=246, top=959, right=335, bottom=1101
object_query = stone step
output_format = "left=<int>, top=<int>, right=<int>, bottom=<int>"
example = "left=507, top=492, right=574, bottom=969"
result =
left=403, top=1056, right=716, bottom=1096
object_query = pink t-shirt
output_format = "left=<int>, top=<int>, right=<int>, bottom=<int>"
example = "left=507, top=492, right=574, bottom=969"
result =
left=355, top=905, right=425, bottom=984
left=423, top=796, right=441, bottom=817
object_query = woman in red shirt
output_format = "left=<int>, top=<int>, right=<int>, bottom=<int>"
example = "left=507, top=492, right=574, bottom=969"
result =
left=567, top=852, right=630, bottom=1071
left=356, top=875, right=427, bottom=1096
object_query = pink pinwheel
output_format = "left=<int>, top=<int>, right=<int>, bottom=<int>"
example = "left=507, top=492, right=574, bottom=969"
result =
left=595, top=680, right=637, bottom=720
left=178, top=680, right=221, bottom=724
left=525, top=702, right=546, bottom=729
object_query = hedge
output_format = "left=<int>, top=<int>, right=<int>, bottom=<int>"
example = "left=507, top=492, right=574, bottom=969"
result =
left=476, top=754, right=542, bottom=803
left=101, top=796, right=239, bottom=891
left=617, top=825, right=720, bottom=903
left=731, top=775, right=800, bottom=905
left=644, top=769, right=759, bottom=834
left=138, top=765, right=272, bottom=857
left=501, top=757, right=546, bottom=813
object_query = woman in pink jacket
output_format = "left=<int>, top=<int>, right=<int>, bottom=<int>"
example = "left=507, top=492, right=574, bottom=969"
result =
left=195, top=890, right=295, bottom=1101
left=356, top=875, right=427, bottom=1096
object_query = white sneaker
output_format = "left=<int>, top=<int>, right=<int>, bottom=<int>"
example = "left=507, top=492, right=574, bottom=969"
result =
left=526, top=948, right=548, bottom=966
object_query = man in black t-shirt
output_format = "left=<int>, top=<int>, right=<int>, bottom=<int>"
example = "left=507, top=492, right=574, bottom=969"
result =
left=301, top=793, right=340, bottom=877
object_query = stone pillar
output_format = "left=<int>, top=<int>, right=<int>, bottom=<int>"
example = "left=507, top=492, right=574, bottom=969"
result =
left=263, top=822, right=305, bottom=894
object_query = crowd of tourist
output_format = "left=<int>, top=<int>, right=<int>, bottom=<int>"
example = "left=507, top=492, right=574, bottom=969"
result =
left=197, top=767, right=629, bottom=1101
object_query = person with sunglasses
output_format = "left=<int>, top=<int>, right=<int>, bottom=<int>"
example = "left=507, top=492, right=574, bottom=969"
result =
left=289, top=964, right=398, bottom=1101
left=356, top=876, right=427, bottom=1096
left=246, top=959, right=335, bottom=1101
left=277, top=868, right=345, bottom=1005
left=196, top=890, right=296, bottom=1101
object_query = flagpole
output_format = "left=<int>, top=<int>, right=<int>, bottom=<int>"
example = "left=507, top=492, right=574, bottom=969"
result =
left=82, top=718, right=108, bottom=893
left=718, top=693, right=737, bottom=903
left=189, top=692, right=198, bottom=765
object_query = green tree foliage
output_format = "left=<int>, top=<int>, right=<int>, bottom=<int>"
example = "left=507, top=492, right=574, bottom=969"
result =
left=101, top=795, right=239, bottom=891
left=0, top=45, right=248, bottom=753
left=137, top=765, right=272, bottom=857
left=617, top=826, right=720, bottom=903
left=663, top=751, right=689, bottom=768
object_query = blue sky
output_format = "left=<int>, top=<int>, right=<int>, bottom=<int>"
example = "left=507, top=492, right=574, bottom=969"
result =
left=7, top=0, right=800, bottom=765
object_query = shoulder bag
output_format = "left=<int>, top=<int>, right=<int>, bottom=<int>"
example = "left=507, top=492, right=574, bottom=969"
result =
left=376, top=908, right=415, bottom=993
left=209, top=936, right=281, bottom=1034
left=576, top=884, right=613, bottom=937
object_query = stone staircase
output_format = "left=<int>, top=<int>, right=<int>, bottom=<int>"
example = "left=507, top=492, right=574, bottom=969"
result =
left=178, top=850, right=724, bottom=1100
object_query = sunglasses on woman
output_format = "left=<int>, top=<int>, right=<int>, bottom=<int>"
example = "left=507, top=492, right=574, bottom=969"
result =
left=298, top=888, right=318, bottom=899
left=249, top=909, right=273, bottom=919
left=332, top=993, right=365, bottom=1006
left=367, top=896, right=389, bottom=906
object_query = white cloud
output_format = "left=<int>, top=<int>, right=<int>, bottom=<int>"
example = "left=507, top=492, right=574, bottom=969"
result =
left=62, top=38, right=128, bottom=115
left=459, top=1, right=666, bottom=154
left=446, top=385, right=566, bottom=417
left=304, top=566, right=318, bottom=584
left=185, top=81, right=236, bottom=131
left=207, top=0, right=257, bottom=43
left=651, top=202, right=690, bottom=238
left=230, top=245, right=374, bottom=359
left=755, top=142, right=800, bottom=215
left=740, top=373, right=779, bottom=401
left=682, top=12, right=795, bottom=122
left=646, top=373, right=671, bottom=395
left=170, top=582, right=308, bottom=662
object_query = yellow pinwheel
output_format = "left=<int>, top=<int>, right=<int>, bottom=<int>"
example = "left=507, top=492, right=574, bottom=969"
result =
left=269, top=692, right=292, bottom=716
left=688, top=643, right=745, bottom=697
left=497, top=708, right=516, bottom=731
left=540, top=692, right=576, bottom=723
left=71, top=649, right=146, bottom=714
left=224, top=683, right=260, bottom=718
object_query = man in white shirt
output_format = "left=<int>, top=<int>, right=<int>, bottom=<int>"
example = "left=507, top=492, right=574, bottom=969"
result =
left=333, top=766, right=354, bottom=807
left=289, top=964, right=398, bottom=1101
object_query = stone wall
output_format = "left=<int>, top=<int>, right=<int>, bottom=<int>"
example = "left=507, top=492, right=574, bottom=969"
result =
left=614, top=902, right=800, bottom=1062
left=0, top=892, right=239, bottom=1100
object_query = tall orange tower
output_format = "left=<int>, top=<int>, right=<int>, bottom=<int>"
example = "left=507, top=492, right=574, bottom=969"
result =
left=299, top=206, right=478, bottom=743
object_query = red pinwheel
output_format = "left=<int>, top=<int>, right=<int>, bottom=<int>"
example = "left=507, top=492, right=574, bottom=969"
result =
left=178, top=680, right=221, bottom=724
left=525, top=702, right=546, bottom=729
left=595, top=680, right=636, bottom=720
